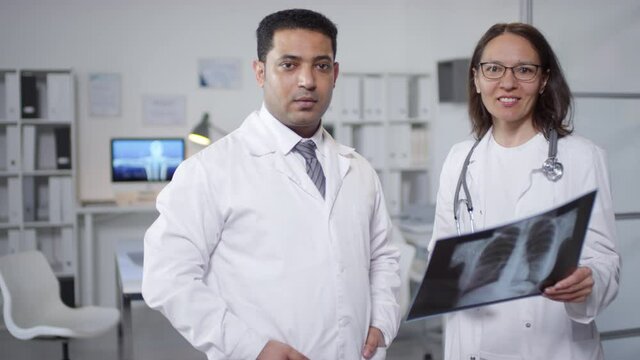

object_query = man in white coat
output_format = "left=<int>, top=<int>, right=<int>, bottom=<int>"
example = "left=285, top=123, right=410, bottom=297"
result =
left=142, top=9, right=401, bottom=360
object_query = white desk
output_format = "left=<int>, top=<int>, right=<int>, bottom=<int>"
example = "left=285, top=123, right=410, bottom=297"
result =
left=115, top=242, right=144, bottom=360
left=77, top=204, right=157, bottom=306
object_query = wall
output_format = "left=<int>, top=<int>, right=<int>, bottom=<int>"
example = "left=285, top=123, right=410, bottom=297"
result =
left=0, top=0, right=519, bottom=202
left=0, top=0, right=521, bottom=307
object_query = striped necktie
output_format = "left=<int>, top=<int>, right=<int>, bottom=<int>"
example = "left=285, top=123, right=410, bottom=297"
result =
left=293, top=141, right=326, bottom=198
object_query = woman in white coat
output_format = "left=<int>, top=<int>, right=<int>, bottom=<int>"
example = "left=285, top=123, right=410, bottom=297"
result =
left=429, top=23, right=620, bottom=360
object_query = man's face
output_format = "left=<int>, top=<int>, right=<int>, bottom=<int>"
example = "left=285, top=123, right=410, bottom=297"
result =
left=253, top=28, right=339, bottom=138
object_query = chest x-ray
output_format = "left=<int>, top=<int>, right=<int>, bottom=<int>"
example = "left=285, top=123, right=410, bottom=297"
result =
left=407, top=190, right=596, bottom=320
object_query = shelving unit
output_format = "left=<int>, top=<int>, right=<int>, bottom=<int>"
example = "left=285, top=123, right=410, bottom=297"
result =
left=0, top=69, right=77, bottom=305
left=325, top=72, right=433, bottom=218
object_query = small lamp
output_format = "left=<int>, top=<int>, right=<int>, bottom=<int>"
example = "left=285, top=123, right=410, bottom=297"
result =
left=189, top=112, right=212, bottom=146
left=189, top=112, right=229, bottom=146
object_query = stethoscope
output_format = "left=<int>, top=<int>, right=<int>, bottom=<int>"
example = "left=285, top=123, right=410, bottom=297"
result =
left=453, top=129, right=563, bottom=235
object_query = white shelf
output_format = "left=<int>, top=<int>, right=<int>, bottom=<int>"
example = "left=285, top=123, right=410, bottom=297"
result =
left=329, top=72, right=434, bottom=217
left=0, top=69, right=77, bottom=302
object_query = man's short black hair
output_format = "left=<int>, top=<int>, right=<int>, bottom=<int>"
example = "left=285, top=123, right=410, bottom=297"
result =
left=256, top=9, right=338, bottom=62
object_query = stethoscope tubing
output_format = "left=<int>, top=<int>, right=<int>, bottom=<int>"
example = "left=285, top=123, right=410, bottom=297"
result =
left=453, top=129, right=562, bottom=235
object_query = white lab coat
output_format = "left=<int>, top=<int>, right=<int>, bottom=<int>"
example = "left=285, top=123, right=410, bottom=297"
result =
left=429, top=132, right=620, bottom=360
left=142, top=110, right=401, bottom=360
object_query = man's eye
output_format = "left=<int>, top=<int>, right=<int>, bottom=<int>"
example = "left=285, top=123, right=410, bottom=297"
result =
left=317, top=63, right=332, bottom=71
left=280, top=62, right=295, bottom=70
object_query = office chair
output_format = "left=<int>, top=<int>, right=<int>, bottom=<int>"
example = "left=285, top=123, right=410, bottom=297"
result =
left=0, top=251, right=120, bottom=360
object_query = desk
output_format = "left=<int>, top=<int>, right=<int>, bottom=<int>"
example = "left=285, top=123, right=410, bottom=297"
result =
left=77, top=204, right=157, bottom=306
left=115, top=242, right=144, bottom=360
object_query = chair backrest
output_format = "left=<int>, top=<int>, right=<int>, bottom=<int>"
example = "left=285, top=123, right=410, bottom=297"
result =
left=0, top=251, right=65, bottom=334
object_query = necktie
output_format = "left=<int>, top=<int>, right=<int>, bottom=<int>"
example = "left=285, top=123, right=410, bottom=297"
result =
left=294, top=141, right=326, bottom=198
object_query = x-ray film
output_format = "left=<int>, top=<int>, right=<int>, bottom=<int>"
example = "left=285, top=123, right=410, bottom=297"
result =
left=407, top=190, right=597, bottom=320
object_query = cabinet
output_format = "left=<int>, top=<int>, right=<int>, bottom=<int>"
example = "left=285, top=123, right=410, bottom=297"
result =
left=0, top=69, right=77, bottom=304
left=325, top=72, right=433, bottom=217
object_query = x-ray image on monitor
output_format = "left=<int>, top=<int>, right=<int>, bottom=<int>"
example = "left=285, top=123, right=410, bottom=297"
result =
left=111, top=138, right=185, bottom=182
left=407, top=190, right=597, bottom=320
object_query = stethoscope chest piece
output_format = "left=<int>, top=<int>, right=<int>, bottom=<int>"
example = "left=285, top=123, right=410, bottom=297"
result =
left=542, top=157, right=563, bottom=181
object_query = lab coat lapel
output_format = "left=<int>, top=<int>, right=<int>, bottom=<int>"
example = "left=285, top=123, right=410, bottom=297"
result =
left=240, top=111, right=321, bottom=199
left=324, top=129, right=353, bottom=213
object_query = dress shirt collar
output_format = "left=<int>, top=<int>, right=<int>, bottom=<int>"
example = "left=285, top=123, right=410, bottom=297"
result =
left=259, top=103, right=324, bottom=156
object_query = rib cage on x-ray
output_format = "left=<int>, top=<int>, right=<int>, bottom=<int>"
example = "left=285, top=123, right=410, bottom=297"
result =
left=526, top=218, right=556, bottom=284
left=463, top=226, right=520, bottom=294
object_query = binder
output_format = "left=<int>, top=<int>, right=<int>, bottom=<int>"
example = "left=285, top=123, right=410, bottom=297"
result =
left=363, top=76, right=384, bottom=121
left=54, top=127, right=71, bottom=169
left=8, top=177, right=21, bottom=223
left=23, top=177, right=36, bottom=222
left=6, top=125, right=19, bottom=171
left=37, top=128, right=57, bottom=169
left=36, top=177, right=49, bottom=220
left=21, top=72, right=39, bottom=118
left=388, top=124, right=411, bottom=167
left=0, top=129, right=5, bottom=169
left=22, top=125, right=36, bottom=171
left=5, top=72, right=19, bottom=121
left=8, top=229, right=21, bottom=253
left=59, top=176, right=74, bottom=223
left=0, top=179, right=7, bottom=221
left=59, top=228, right=74, bottom=274
left=22, top=229, right=37, bottom=251
left=49, top=177, right=62, bottom=223
left=340, top=75, right=361, bottom=121
left=47, top=73, right=73, bottom=122
left=388, top=76, right=409, bottom=121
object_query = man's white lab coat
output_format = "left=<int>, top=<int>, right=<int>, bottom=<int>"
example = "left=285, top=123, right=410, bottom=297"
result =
left=430, top=132, right=620, bottom=360
left=142, top=110, right=401, bottom=360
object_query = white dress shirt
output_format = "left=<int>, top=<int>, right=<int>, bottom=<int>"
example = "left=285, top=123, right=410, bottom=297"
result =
left=142, top=105, right=401, bottom=360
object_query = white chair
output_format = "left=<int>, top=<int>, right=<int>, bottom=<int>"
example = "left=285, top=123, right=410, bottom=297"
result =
left=0, top=251, right=120, bottom=360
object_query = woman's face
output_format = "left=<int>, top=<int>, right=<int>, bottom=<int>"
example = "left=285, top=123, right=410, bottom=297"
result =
left=473, top=33, right=548, bottom=129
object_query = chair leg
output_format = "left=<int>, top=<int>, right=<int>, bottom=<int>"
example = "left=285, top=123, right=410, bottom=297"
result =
left=61, top=340, right=70, bottom=360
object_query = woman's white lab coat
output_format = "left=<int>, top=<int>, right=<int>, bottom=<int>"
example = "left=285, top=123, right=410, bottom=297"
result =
left=142, top=111, right=401, bottom=360
left=429, top=132, right=620, bottom=360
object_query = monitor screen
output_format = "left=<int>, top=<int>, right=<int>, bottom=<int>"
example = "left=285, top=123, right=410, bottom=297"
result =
left=111, top=138, right=185, bottom=182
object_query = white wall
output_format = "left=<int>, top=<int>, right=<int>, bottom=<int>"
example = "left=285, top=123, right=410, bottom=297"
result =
left=0, top=0, right=519, bottom=202
left=0, top=0, right=521, bottom=307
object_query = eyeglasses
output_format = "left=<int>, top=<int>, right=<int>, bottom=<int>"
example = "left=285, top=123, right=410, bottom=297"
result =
left=478, top=62, right=542, bottom=82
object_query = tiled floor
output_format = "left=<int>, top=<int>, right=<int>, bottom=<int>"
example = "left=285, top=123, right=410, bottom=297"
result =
left=0, top=303, right=443, bottom=360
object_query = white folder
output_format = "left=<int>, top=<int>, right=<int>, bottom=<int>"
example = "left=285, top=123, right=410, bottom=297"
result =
left=46, top=73, right=74, bottom=122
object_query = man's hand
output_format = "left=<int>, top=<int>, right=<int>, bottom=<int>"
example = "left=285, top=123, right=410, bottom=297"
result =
left=362, top=326, right=385, bottom=359
left=256, top=340, right=309, bottom=360
left=544, top=266, right=593, bottom=303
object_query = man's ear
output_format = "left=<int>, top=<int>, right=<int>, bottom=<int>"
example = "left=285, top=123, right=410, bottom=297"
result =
left=253, top=60, right=265, bottom=87
left=333, top=62, right=340, bottom=88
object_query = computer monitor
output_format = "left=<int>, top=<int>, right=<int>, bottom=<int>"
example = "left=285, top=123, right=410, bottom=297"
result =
left=111, top=138, right=185, bottom=182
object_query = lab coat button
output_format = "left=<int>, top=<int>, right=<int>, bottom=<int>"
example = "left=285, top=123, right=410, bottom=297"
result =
left=339, top=317, right=349, bottom=327
left=525, top=322, right=532, bottom=328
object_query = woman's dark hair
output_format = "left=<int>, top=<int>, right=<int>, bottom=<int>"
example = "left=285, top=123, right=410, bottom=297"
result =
left=467, top=22, right=573, bottom=140
left=256, top=9, right=338, bottom=62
